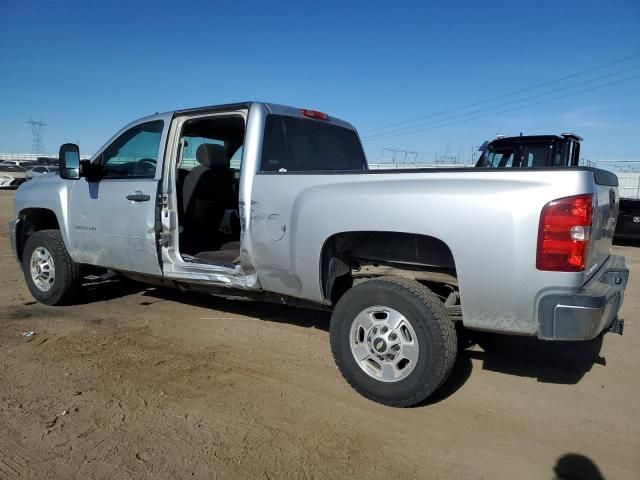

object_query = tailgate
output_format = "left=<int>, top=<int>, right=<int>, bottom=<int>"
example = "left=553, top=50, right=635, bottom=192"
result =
left=585, top=173, right=619, bottom=281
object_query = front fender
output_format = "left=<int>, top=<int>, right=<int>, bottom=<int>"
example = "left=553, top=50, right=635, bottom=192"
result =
left=14, top=176, right=74, bottom=259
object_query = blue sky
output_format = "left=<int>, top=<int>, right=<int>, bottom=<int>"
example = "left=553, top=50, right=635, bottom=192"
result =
left=1, top=0, right=639, bottom=165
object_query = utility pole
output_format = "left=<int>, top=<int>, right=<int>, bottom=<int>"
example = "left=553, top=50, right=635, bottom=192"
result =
left=26, top=118, right=47, bottom=155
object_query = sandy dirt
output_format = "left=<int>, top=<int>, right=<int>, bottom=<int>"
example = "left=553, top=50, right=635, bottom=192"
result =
left=0, top=189, right=638, bottom=479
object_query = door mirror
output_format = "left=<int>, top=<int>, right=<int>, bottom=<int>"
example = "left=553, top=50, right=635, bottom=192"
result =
left=59, top=143, right=81, bottom=180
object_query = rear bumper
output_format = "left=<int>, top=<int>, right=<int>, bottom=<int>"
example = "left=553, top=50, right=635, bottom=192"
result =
left=538, top=255, right=629, bottom=341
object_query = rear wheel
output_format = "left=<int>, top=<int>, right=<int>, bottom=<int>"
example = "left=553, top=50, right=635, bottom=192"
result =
left=330, top=276, right=457, bottom=407
left=22, top=230, right=82, bottom=306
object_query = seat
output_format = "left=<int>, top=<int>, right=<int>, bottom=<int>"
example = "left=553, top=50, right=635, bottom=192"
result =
left=181, top=144, right=236, bottom=253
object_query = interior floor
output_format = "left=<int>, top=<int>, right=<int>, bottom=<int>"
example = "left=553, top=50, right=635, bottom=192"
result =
left=175, top=115, right=245, bottom=267
left=188, top=241, right=241, bottom=266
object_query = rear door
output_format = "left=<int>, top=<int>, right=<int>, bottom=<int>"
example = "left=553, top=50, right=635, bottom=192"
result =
left=252, top=112, right=367, bottom=297
left=67, top=120, right=167, bottom=275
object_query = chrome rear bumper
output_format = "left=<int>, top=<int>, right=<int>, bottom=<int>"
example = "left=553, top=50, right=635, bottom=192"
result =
left=538, top=255, right=628, bottom=340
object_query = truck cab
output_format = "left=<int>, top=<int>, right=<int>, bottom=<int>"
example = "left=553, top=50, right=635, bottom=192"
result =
left=12, top=102, right=368, bottom=294
left=476, top=133, right=582, bottom=168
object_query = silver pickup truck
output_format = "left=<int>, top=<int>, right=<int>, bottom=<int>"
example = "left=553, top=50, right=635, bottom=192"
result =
left=9, top=102, right=629, bottom=407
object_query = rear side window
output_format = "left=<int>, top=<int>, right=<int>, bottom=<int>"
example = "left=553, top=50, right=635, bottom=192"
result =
left=482, top=149, right=514, bottom=167
left=261, top=115, right=366, bottom=172
left=523, top=145, right=550, bottom=167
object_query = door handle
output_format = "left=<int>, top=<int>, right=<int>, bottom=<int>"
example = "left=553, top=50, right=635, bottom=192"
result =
left=126, top=191, right=151, bottom=202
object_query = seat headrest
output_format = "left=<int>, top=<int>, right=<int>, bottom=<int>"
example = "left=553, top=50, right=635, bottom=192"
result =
left=196, top=143, right=228, bottom=168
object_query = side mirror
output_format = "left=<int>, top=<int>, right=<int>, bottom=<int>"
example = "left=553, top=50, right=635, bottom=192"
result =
left=59, top=143, right=81, bottom=180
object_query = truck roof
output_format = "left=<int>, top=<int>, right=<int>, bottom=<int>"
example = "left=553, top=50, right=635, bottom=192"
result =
left=89, top=102, right=358, bottom=162
left=169, top=102, right=355, bottom=130
left=486, top=133, right=583, bottom=148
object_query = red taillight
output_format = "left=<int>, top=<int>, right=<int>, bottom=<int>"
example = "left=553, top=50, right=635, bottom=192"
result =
left=300, top=109, right=329, bottom=120
left=536, top=194, right=593, bottom=272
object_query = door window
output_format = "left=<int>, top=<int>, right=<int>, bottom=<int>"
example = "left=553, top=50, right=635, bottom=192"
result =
left=100, top=121, right=164, bottom=179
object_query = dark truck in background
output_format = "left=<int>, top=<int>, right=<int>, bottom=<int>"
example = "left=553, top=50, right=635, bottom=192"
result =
left=476, top=133, right=582, bottom=168
left=615, top=198, right=640, bottom=240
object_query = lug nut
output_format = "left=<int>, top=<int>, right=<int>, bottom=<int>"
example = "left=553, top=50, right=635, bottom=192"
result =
left=389, top=333, right=397, bottom=340
left=382, top=327, right=388, bottom=333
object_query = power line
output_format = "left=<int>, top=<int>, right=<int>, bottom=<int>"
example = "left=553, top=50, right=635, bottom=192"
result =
left=364, top=74, right=640, bottom=142
left=364, top=65, right=640, bottom=140
left=363, top=52, right=640, bottom=134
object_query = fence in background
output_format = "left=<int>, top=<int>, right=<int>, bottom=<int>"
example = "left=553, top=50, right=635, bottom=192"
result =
left=367, top=162, right=472, bottom=170
left=617, top=173, right=640, bottom=199
left=0, top=153, right=92, bottom=162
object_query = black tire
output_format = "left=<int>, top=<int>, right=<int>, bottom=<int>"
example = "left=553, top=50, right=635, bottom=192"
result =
left=330, top=276, right=457, bottom=407
left=22, top=229, right=82, bottom=306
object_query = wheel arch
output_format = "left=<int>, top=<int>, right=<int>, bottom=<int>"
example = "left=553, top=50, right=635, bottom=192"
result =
left=320, top=231, right=459, bottom=306
left=16, top=208, right=62, bottom=263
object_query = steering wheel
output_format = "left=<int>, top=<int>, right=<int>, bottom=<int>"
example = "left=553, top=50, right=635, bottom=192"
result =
left=134, top=158, right=157, bottom=176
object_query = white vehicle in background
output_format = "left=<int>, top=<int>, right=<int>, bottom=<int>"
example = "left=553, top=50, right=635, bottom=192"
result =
left=0, top=160, right=36, bottom=169
left=25, top=166, right=59, bottom=180
left=0, top=175, right=16, bottom=188
left=0, top=164, right=29, bottom=189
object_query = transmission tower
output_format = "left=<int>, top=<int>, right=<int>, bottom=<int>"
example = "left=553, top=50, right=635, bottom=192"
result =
left=26, top=118, right=47, bottom=155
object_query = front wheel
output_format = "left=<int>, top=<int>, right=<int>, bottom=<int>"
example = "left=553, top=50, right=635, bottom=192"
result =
left=330, top=277, right=457, bottom=407
left=22, top=229, right=82, bottom=306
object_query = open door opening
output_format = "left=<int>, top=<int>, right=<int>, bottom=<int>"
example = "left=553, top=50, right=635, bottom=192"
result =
left=175, top=115, right=245, bottom=268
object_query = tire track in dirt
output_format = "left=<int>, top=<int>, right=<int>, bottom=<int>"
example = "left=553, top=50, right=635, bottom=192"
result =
left=0, top=424, right=73, bottom=479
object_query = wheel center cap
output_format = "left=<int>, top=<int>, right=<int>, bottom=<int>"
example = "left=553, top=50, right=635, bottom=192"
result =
left=373, top=338, right=387, bottom=353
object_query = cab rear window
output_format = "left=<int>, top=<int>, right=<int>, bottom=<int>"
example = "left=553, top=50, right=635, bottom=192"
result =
left=261, top=115, right=366, bottom=172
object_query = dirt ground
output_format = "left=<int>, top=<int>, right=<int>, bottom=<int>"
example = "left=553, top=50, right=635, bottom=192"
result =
left=0, top=190, right=638, bottom=480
